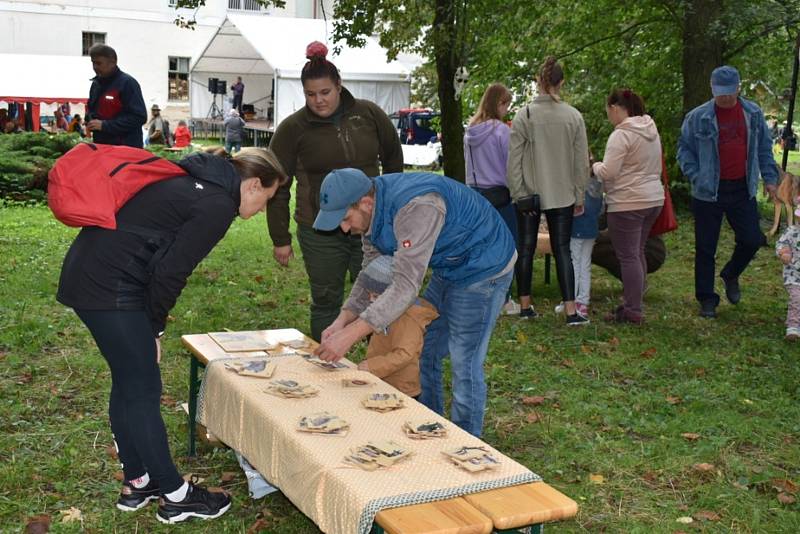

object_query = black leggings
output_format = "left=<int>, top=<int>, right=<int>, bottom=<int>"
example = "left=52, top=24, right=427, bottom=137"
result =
left=76, top=309, right=184, bottom=494
left=515, top=205, right=576, bottom=301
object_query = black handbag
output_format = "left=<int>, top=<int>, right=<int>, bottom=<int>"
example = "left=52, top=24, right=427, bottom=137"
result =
left=468, top=144, right=511, bottom=209
left=514, top=105, right=541, bottom=216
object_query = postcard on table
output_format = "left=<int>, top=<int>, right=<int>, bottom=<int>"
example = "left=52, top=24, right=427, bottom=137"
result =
left=209, top=331, right=278, bottom=352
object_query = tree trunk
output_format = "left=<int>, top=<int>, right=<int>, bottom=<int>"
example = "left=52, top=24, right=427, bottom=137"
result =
left=433, top=0, right=465, bottom=182
left=681, top=0, right=724, bottom=115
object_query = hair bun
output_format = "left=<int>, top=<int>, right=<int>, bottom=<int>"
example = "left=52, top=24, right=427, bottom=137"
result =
left=306, top=41, right=328, bottom=60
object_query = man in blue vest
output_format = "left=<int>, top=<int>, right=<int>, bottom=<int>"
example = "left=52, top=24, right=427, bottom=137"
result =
left=312, top=168, right=516, bottom=437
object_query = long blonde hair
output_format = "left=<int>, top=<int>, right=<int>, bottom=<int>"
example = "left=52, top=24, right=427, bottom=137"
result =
left=469, top=83, right=512, bottom=126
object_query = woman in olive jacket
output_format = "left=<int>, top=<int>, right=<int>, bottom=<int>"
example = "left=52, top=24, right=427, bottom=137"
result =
left=267, top=41, right=403, bottom=341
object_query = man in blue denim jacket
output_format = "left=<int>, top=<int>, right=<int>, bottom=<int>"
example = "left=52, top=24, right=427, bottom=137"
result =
left=678, top=65, right=778, bottom=318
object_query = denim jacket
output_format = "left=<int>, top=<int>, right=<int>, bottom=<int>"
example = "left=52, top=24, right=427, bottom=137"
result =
left=677, top=97, right=778, bottom=201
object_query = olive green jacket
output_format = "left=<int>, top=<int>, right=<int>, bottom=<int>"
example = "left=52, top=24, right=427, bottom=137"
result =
left=267, top=88, right=403, bottom=246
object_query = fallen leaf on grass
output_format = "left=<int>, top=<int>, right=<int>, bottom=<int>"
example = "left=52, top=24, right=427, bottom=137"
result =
left=522, top=395, right=546, bottom=406
left=675, top=516, right=693, bottom=524
left=666, top=396, right=682, bottom=405
left=526, top=412, right=542, bottom=423
left=247, top=509, right=274, bottom=534
left=640, top=347, right=657, bottom=358
left=693, top=463, right=716, bottom=473
left=681, top=433, right=701, bottom=441
left=692, top=510, right=721, bottom=521
left=516, top=332, right=527, bottom=344
left=254, top=275, right=264, bottom=283
left=608, top=336, right=620, bottom=347
left=221, top=471, right=237, bottom=483
left=589, top=474, right=605, bottom=484
left=560, top=359, right=575, bottom=368
left=17, top=372, right=33, bottom=385
left=580, top=344, right=592, bottom=354
left=113, top=471, right=124, bottom=481
left=24, top=514, right=51, bottom=534
left=183, top=473, right=205, bottom=484
left=777, top=492, right=796, bottom=504
left=771, top=479, right=798, bottom=494
left=167, top=314, right=176, bottom=322
left=694, top=367, right=706, bottom=377
left=59, top=507, right=82, bottom=523
left=161, top=395, right=177, bottom=407
left=106, top=445, right=118, bottom=460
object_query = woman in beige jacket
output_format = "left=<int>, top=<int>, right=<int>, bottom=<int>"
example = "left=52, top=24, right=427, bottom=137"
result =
left=507, top=56, right=590, bottom=325
left=592, top=88, right=664, bottom=324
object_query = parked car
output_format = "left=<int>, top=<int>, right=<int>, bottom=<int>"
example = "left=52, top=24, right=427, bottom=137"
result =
left=389, top=108, right=439, bottom=145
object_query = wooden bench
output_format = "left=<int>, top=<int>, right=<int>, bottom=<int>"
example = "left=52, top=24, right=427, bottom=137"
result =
left=182, top=331, right=578, bottom=533
left=370, top=482, right=577, bottom=534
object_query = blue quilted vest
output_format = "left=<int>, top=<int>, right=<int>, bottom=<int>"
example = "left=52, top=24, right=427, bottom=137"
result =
left=370, top=172, right=515, bottom=287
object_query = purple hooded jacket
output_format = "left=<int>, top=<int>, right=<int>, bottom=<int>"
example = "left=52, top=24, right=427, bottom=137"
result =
left=463, top=119, right=511, bottom=188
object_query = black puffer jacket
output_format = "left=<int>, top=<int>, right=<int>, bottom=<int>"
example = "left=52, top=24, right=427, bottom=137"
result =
left=57, top=152, right=241, bottom=335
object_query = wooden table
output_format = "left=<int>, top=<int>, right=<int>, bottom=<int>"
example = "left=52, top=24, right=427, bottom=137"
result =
left=181, top=330, right=578, bottom=533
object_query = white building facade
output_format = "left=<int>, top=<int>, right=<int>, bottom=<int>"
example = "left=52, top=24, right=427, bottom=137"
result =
left=0, top=0, right=335, bottom=121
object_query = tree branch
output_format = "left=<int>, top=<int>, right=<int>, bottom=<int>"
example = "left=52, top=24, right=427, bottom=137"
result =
left=556, top=18, right=667, bottom=60
left=724, top=16, right=800, bottom=60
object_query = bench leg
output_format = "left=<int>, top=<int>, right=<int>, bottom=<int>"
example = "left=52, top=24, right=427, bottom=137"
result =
left=495, top=525, right=543, bottom=534
left=187, top=356, right=201, bottom=457
left=544, top=254, right=551, bottom=285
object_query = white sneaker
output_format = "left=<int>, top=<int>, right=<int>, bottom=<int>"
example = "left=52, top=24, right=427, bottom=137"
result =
left=503, top=300, right=521, bottom=315
left=554, top=302, right=565, bottom=315
left=786, top=327, right=800, bottom=341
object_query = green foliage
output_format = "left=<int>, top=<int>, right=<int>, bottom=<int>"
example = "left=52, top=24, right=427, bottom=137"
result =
left=0, top=133, right=79, bottom=201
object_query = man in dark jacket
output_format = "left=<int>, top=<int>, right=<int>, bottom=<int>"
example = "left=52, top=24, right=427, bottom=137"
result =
left=86, top=44, right=147, bottom=148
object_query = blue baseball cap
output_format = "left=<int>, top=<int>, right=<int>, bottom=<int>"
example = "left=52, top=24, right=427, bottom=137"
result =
left=313, top=168, right=373, bottom=231
left=710, top=65, right=740, bottom=97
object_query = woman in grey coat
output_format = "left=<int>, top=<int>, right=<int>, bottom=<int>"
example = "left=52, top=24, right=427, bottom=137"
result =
left=224, top=109, right=246, bottom=154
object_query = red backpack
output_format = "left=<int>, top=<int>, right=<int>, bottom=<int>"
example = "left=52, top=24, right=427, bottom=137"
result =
left=48, top=143, right=187, bottom=229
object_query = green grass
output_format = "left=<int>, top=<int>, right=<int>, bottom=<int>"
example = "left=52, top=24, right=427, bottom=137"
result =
left=1, top=198, right=799, bottom=533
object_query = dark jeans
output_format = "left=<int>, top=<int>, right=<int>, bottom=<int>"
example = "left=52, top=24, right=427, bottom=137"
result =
left=296, top=223, right=363, bottom=341
left=607, top=206, right=662, bottom=318
left=233, top=94, right=243, bottom=114
left=516, top=205, right=575, bottom=301
left=691, top=179, right=766, bottom=304
left=75, top=309, right=184, bottom=494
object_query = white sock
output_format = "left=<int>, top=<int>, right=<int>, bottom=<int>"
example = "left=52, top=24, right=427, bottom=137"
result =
left=165, top=482, right=189, bottom=502
left=129, top=472, right=150, bottom=488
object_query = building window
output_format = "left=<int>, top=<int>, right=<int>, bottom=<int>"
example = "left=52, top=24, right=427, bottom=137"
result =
left=82, top=32, right=106, bottom=56
left=228, top=0, right=264, bottom=11
left=168, top=56, right=190, bottom=101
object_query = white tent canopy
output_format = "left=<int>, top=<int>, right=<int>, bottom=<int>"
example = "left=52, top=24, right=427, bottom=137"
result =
left=0, top=53, right=94, bottom=104
left=190, top=14, right=411, bottom=126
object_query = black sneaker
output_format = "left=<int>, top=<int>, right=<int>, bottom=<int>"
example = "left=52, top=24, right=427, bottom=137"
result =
left=116, top=479, right=160, bottom=512
left=156, top=482, right=232, bottom=524
left=566, top=313, right=589, bottom=326
left=519, top=307, right=539, bottom=319
left=721, top=275, right=740, bottom=304
left=699, top=299, right=717, bottom=319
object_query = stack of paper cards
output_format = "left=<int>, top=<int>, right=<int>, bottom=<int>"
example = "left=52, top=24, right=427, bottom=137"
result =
left=283, top=338, right=312, bottom=350
left=443, top=446, right=500, bottom=472
left=342, top=378, right=372, bottom=388
left=345, top=441, right=412, bottom=471
left=209, top=331, right=277, bottom=352
left=296, top=412, right=350, bottom=436
left=225, top=359, right=276, bottom=379
left=362, top=393, right=405, bottom=412
left=264, top=379, right=319, bottom=399
left=402, top=419, right=447, bottom=439
left=302, top=354, right=348, bottom=371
